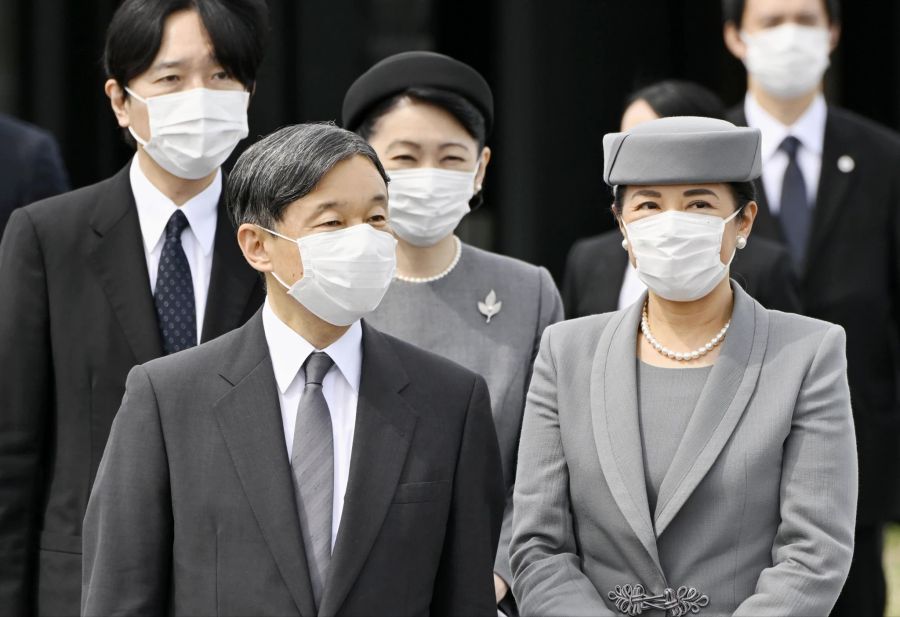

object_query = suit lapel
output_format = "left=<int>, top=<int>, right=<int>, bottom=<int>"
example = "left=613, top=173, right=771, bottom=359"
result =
left=654, top=285, right=769, bottom=536
left=589, top=296, right=663, bottom=575
left=87, top=165, right=163, bottom=363
left=804, top=110, right=855, bottom=275
left=318, top=323, right=417, bottom=617
left=212, top=312, right=317, bottom=617
left=201, top=199, right=261, bottom=342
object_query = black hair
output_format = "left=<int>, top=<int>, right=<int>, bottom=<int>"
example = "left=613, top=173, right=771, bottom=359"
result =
left=353, top=86, right=487, bottom=209
left=103, top=0, right=269, bottom=93
left=626, top=80, right=726, bottom=121
left=354, top=86, right=487, bottom=148
left=612, top=181, right=757, bottom=222
left=722, top=0, right=840, bottom=26
left=225, top=123, right=389, bottom=230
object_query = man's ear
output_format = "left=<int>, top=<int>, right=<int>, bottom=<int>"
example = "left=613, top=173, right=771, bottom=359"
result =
left=105, top=79, right=130, bottom=129
left=237, top=224, right=276, bottom=274
left=723, top=21, right=746, bottom=61
left=829, top=23, right=841, bottom=52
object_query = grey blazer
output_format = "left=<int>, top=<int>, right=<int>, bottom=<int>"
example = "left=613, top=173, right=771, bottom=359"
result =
left=510, top=284, right=857, bottom=616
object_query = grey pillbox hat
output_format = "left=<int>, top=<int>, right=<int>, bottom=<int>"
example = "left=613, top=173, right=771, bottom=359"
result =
left=603, top=116, right=762, bottom=186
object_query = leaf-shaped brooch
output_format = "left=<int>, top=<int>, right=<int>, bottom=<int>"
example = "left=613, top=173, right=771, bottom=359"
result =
left=477, top=289, right=502, bottom=323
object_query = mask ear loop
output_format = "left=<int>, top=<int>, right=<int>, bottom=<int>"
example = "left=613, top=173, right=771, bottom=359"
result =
left=469, top=159, right=485, bottom=212
left=723, top=205, right=746, bottom=266
left=123, top=88, right=152, bottom=147
left=255, top=225, right=303, bottom=290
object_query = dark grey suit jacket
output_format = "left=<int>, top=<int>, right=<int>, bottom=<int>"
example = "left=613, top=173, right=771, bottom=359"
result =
left=0, top=165, right=263, bottom=617
left=81, top=312, right=505, bottom=616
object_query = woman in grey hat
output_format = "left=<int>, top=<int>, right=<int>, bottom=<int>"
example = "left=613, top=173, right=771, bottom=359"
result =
left=342, top=51, right=564, bottom=611
left=510, top=116, right=856, bottom=616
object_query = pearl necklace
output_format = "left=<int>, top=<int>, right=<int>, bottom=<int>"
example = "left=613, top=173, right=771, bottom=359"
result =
left=395, top=236, right=462, bottom=284
left=640, top=301, right=730, bottom=362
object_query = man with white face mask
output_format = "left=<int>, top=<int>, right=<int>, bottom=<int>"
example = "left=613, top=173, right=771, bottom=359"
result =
left=723, top=1, right=900, bottom=614
left=0, top=1, right=267, bottom=614
left=81, top=123, right=504, bottom=616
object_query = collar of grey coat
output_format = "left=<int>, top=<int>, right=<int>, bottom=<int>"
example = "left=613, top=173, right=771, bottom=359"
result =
left=212, top=311, right=417, bottom=617
left=589, top=282, right=769, bottom=577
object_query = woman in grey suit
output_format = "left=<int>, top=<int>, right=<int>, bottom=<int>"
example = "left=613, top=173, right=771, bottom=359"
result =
left=342, top=51, right=564, bottom=611
left=510, top=116, right=857, bottom=616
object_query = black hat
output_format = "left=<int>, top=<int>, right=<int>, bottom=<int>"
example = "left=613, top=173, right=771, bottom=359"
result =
left=342, top=51, right=494, bottom=135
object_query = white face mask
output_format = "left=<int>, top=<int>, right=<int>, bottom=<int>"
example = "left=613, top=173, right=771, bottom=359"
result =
left=262, top=223, right=397, bottom=326
left=386, top=166, right=478, bottom=247
left=625, top=209, right=741, bottom=302
left=741, top=24, right=831, bottom=100
left=125, top=87, right=250, bottom=180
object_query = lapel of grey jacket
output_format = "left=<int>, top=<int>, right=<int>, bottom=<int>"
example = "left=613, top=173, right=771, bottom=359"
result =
left=654, top=284, right=769, bottom=536
left=318, top=322, right=417, bottom=617
left=590, top=293, right=663, bottom=575
left=212, top=311, right=317, bottom=617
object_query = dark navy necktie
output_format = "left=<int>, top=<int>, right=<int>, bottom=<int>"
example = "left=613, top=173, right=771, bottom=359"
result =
left=154, top=210, right=197, bottom=355
left=778, top=135, right=811, bottom=270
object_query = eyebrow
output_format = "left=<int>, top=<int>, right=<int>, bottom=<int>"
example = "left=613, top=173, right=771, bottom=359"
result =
left=309, top=193, right=387, bottom=213
left=151, top=53, right=220, bottom=72
left=631, top=189, right=662, bottom=199
left=385, top=140, right=472, bottom=151
left=683, top=188, right=719, bottom=198
left=386, top=140, right=422, bottom=150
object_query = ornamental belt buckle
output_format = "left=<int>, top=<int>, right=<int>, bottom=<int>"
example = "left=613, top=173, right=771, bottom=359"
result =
left=608, top=583, right=709, bottom=616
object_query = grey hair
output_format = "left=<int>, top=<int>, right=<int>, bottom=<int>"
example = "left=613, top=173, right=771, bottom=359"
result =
left=225, top=122, right=389, bottom=229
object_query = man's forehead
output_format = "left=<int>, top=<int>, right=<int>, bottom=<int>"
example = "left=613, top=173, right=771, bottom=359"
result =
left=744, top=0, right=828, bottom=18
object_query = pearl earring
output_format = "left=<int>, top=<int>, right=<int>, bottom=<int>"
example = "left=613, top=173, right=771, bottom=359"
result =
left=621, top=238, right=629, bottom=250
left=736, top=235, right=747, bottom=250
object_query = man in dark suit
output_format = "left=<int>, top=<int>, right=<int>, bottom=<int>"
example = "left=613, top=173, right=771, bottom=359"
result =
left=0, top=113, right=69, bottom=237
left=564, top=230, right=800, bottom=317
left=722, top=0, right=900, bottom=614
left=0, top=1, right=268, bottom=615
left=81, top=123, right=505, bottom=616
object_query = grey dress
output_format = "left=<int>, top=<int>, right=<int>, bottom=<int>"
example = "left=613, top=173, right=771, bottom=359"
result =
left=366, top=240, right=564, bottom=583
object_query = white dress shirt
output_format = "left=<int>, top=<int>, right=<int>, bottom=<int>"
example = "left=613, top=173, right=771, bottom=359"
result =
left=618, top=263, right=647, bottom=310
left=744, top=92, right=827, bottom=214
left=130, top=156, right=219, bottom=343
left=262, top=299, right=362, bottom=548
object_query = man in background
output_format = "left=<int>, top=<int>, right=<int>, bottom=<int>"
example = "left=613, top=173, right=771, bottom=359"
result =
left=0, top=1, right=268, bottom=614
left=724, top=0, right=900, bottom=614
left=0, top=113, right=68, bottom=237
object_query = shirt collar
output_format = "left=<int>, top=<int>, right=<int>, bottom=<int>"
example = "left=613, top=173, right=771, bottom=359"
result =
left=744, top=92, right=827, bottom=161
left=261, top=298, right=363, bottom=395
left=130, top=155, right=221, bottom=256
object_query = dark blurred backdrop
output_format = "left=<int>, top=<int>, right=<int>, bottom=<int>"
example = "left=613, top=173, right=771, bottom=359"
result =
left=1, top=0, right=899, bottom=281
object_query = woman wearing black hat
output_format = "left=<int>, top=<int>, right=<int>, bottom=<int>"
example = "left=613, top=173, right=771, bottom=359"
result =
left=342, top=51, right=564, bottom=610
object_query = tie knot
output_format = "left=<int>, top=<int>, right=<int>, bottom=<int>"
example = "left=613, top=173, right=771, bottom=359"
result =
left=304, top=352, right=334, bottom=386
left=165, top=210, right=190, bottom=240
left=780, top=136, right=801, bottom=159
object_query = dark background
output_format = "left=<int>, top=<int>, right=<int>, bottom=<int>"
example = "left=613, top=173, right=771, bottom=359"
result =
left=1, top=0, right=898, bottom=282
